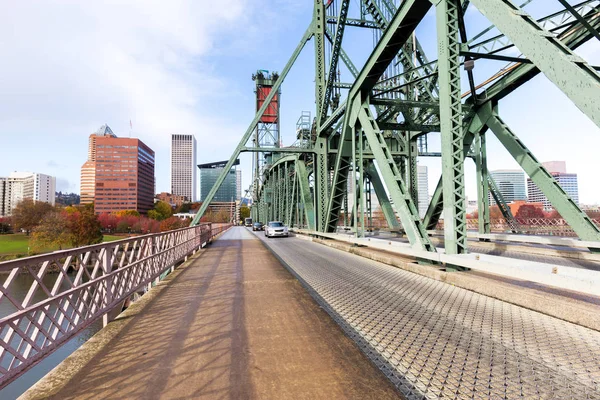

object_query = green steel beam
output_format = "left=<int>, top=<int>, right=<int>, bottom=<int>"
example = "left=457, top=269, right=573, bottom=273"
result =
left=487, top=174, right=519, bottom=233
left=190, top=26, right=312, bottom=226
left=350, top=0, right=431, bottom=101
left=321, top=0, right=350, bottom=123
left=424, top=13, right=600, bottom=230
left=295, top=159, right=316, bottom=231
left=325, top=105, right=355, bottom=232
left=423, top=177, right=443, bottom=231
left=485, top=109, right=600, bottom=242
left=358, top=103, right=435, bottom=251
left=436, top=0, right=467, bottom=255
left=473, top=131, right=491, bottom=234
left=477, top=7, right=600, bottom=105
left=365, top=163, right=402, bottom=231
left=470, top=0, right=600, bottom=129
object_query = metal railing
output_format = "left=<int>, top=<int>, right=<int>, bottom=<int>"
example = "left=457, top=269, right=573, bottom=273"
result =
left=437, top=218, right=600, bottom=237
left=0, top=222, right=232, bottom=389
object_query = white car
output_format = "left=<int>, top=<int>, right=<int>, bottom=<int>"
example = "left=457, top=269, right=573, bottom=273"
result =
left=265, top=221, right=289, bottom=238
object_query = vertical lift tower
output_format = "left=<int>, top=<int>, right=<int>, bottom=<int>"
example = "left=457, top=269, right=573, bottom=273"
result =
left=251, top=70, right=281, bottom=222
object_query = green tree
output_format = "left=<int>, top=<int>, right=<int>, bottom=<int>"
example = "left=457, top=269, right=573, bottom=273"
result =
left=31, top=211, right=71, bottom=251
left=12, top=199, right=54, bottom=235
left=148, top=201, right=173, bottom=221
left=240, top=206, right=250, bottom=220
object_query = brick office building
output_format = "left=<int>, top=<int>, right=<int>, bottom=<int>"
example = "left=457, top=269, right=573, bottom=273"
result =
left=93, top=136, right=155, bottom=214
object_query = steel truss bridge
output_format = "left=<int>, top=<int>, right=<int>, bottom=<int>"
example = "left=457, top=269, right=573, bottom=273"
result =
left=190, top=0, right=600, bottom=258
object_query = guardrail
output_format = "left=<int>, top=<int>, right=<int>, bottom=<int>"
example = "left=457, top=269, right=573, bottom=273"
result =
left=295, top=229, right=600, bottom=298
left=0, top=222, right=232, bottom=389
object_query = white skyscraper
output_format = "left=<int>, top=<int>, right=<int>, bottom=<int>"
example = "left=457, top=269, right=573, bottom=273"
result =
left=0, top=172, right=56, bottom=217
left=489, top=170, right=527, bottom=205
left=527, top=161, right=578, bottom=211
left=170, top=134, right=197, bottom=202
left=417, top=165, right=429, bottom=218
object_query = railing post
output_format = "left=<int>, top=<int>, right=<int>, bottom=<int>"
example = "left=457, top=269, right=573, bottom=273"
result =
left=102, top=244, right=114, bottom=327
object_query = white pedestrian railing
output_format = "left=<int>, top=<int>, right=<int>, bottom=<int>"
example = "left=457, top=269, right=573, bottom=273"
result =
left=0, top=222, right=231, bottom=389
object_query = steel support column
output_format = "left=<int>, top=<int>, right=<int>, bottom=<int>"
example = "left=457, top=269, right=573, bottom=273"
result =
left=436, top=0, right=467, bottom=254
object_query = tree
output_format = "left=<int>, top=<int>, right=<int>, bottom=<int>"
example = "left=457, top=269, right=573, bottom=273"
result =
left=31, top=211, right=71, bottom=251
left=240, top=206, right=250, bottom=220
left=176, top=203, right=192, bottom=213
left=515, top=204, right=545, bottom=219
left=148, top=201, right=173, bottom=221
left=160, top=216, right=185, bottom=232
left=67, top=206, right=103, bottom=247
left=114, top=210, right=140, bottom=218
left=0, top=217, right=12, bottom=234
left=489, top=205, right=503, bottom=219
left=546, top=209, right=563, bottom=219
left=12, top=199, right=54, bottom=235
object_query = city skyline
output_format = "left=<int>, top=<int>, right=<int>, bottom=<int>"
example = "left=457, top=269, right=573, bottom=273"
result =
left=1, top=2, right=599, bottom=205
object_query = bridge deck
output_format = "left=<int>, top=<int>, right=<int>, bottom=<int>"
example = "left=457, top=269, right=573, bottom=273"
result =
left=23, top=227, right=398, bottom=400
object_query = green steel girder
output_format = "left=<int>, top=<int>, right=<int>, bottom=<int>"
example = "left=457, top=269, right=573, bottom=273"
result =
left=295, top=159, right=316, bottom=230
left=358, top=103, right=435, bottom=251
left=423, top=177, right=444, bottom=231
left=349, top=0, right=431, bottom=102
left=470, top=0, right=600, bottom=129
left=190, top=26, right=313, bottom=226
left=321, top=0, right=351, bottom=123
left=324, top=27, right=360, bottom=79
left=314, top=0, right=326, bottom=121
left=487, top=174, right=519, bottom=233
left=473, top=131, right=491, bottom=234
left=325, top=104, right=356, bottom=232
left=484, top=108, right=600, bottom=243
left=423, top=10, right=600, bottom=231
left=436, top=0, right=467, bottom=255
left=365, top=163, right=402, bottom=231
left=474, top=7, right=600, bottom=106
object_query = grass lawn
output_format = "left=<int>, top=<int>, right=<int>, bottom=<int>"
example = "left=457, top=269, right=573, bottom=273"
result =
left=0, top=233, right=130, bottom=261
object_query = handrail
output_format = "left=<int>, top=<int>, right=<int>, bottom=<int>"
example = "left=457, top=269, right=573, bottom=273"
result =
left=0, top=222, right=232, bottom=389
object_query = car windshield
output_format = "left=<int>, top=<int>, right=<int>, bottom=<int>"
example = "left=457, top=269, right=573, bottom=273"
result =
left=269, top=222, right=283, bottom=227
left=254, top=223, right=262, bottom=226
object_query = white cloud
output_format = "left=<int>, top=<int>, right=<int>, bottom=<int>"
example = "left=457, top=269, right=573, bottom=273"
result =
left=0, top=0, right=264, bottom=191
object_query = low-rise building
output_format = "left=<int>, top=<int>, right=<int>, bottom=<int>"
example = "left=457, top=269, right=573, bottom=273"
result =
left=155, top=192, right=187, bottom=208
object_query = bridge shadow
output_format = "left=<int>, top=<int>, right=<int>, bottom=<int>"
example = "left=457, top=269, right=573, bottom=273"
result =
left=45, top=238, right=252, bottom=400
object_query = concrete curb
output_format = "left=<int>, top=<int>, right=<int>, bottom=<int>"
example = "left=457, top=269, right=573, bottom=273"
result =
left=307, top=236, right=600, bottom=332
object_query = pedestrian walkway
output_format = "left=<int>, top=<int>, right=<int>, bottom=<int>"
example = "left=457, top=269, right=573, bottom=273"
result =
left=23, top=227, right=399, bottom=400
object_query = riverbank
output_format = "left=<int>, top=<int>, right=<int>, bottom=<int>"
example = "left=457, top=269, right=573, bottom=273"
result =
left=0, top=234, right=124, bottom=262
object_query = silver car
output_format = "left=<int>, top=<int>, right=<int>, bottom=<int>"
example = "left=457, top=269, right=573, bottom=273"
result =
left=264, top=221, right=289, bottom=238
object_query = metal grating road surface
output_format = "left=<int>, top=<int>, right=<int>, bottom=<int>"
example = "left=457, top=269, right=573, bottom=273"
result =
left=256, top=232, right=600, bottom=399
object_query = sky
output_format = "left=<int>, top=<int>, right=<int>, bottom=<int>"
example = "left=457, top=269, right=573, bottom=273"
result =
left=1, top=1, right=599, bottom=204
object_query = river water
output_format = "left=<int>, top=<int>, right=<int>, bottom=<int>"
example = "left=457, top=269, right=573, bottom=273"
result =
left=0, top=273, right=102, bottom=399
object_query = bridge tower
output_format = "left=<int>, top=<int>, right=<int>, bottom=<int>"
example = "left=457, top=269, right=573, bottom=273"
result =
left=252, top=70, right=281, bottom=222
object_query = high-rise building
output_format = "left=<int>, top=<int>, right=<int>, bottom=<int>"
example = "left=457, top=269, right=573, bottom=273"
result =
left=417, top=165, right=429, bottom=218
left=489, top=170, right=527, bottom=205
left=170, top=134, right=197, bottom=202
left=93, top=136, right=155, bottom=214
left=527, top=161, right=578, bottom=211
left=80, top=124, right=116, bottom=205
left=198, top=160, right=241, bottom=202
left=0, top=172, right=56, bottom=217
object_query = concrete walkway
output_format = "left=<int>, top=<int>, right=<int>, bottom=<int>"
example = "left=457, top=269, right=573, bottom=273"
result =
left=23, top=227, right=399, bottom=400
